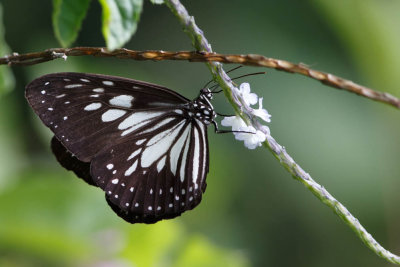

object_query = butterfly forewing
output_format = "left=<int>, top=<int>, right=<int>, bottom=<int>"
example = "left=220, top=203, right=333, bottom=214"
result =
left=26, top=72, right=211, bottom=224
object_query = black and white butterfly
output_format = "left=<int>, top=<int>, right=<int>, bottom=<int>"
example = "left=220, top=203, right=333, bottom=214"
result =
left=25, top=72, right=217, bottom=224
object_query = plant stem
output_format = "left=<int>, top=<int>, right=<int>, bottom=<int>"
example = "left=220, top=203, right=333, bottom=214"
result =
left=165, top=0, right=400, bottom=264
left=2, top=48, right=399, bottom=109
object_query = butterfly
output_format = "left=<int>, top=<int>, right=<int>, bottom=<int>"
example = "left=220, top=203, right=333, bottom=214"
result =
left=25, top=72, right=217, bottom=224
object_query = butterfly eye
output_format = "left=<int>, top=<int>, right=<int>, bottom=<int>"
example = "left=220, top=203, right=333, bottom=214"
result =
left=26, top=72, right=216, bottom=224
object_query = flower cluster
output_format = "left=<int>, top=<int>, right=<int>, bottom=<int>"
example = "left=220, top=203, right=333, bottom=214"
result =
left=221, top=83, right=271, bottom=149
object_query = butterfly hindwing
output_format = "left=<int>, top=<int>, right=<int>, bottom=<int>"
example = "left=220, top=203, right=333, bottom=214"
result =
left=91, top=118, right=209, bottom=223
left=26, top=72, right=212, bottom=224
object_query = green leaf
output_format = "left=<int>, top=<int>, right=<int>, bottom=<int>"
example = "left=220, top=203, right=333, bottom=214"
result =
left=52, top=0, right=92, bottom=47
left=150, top=0, right=164, bottom=4
left=99, top=0, right=143, bottom=51
left=0, top=4, right=15, bottom=96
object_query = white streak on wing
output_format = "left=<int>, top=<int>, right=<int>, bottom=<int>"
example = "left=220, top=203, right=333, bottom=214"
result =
left=157, top=156, right=166, bottom=172
left=90, top=94, right=100, bottom=98
left=93, top=88, right=104, bottom=93
left=109, top=95, right=134, bottom=108
left=65, top=84, right=82, bottom=88
left=147, top=121, right=184, bottom=147
left=102, top=109, right=127, bottom=122
left=170, top=124, right=191, bottom=175
left=180, top=128, right=191, bottom=182
left=84, top=103, right=102, bottom=111
left=139, top=117, right=175, bottom=135
left=125, top=160, right=138, bottom=176
left=192, top=128, right=200, bottom=184
left=127, top=148, right=142, bottom=161
left=118, top=111, right=165, bottom=130
left=141, top=122, right=185, bottom=168
left=135, top=139, right=146, bottom=145
left=196, top=119, right=207, bottom=182
left=80, top=78, right=90, bottom=82
left=56, top=94, right=66, bottom=98
left=121, top=121, right=147, bottom=137
left=174, top=109, right=183, bottom=114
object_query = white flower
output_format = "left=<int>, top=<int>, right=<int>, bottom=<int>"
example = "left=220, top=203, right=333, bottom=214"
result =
left=252, top=98, right=271, bottom=123
left=221, top=116, right=246, bottom=131
left=235, top=125, right=267, bottom=149
left=236, top=83, right=258, bottom=106
left=221, top=115, right=268, bottom=149
left=221, top=82, right=271, bottom=150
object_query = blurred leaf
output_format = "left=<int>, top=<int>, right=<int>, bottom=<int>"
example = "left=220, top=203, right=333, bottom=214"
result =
left=150, top=0, right=164, bottom=4
left=99, top=0, right=143, bottom=50
left=52, top=0, right=92, bottom=47
left=311, top=0, right=400, bottom=94
left=175, top=235, right=249, bottom=267
left=0, top=168, right=251, bottom=267
left=0, top=4, right=15, bottom=96
left=121, top=221, right=184, bottom=267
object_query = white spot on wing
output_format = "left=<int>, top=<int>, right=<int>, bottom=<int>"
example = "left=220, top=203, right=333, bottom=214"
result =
left=109, top=95, right=134, bottom=108
left=93, top=88, right=104, bottom=93
left=84, top=103, right=102, bottom=111
left=45, top=82, right=50, bottom=85
left=175, top=109, right=183, bottom=114
left=125, top=160, right=138, bottom=176
left=102, top=109, right=127, bottom=122
left=111, top=178, right=119, bottom=184
left=80, top=78, right=90, bottom=82
left=157, top=156, right=166, bottom=172
left=56, top=94, right=66, bottom=99
left=90, top=94, right=99, bottom=98
left=41, top=90, right=46, bottom=94
left=107, top=164, right=114, bottom=170
left=102, top=80, right=114, bottom=86
left=141, top=122, right=185, bottom=168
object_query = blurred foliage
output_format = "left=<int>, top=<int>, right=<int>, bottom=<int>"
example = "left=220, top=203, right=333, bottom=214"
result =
left=99, top=0, right=143, bottom=50
left=1, top=0, right=400, bottom=266
left=0, top=3, right=15, bottom=96
left=52, top=0, right=92, bottom=47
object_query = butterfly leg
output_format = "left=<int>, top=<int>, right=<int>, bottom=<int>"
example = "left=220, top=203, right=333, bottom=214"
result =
left=212, top=120, right=255, bottom=135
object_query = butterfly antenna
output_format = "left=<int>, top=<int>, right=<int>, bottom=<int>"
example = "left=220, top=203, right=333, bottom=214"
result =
left=210, top=71, right=266, bottom=93
left=203, top=66, right=244, bottom=89
left=226, top=65, right=243, bottom=74
left=230, top=71, right=266, bottom=81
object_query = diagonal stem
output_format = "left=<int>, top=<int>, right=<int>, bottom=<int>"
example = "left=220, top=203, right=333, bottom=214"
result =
left=165, top=0, right=400, bottom=264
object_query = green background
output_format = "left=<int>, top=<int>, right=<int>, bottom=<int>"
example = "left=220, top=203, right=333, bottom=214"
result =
left=1, top=0, right=400, bottom=266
